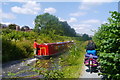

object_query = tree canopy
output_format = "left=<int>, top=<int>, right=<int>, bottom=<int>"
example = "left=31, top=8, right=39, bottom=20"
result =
left=8, top=24, right=17, bottom=30
left=34, top=13, right=76, bottom=37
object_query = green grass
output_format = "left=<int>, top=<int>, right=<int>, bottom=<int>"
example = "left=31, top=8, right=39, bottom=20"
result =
left=60, top=41, right=87, bottom=78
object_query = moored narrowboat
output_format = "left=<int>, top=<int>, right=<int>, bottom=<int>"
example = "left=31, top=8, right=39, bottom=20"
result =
left=34, top=41, right=73, bottom=59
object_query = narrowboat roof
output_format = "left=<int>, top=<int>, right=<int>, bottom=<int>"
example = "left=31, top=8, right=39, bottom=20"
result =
left=39, top=41, right=72, bottom=45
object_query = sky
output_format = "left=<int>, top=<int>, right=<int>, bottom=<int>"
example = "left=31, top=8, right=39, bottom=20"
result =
left=0, top=0, right=119, bottom=35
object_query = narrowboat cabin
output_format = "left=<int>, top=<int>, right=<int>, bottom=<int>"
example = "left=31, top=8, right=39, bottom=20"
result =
left=34, top=41, right=73, bottom=59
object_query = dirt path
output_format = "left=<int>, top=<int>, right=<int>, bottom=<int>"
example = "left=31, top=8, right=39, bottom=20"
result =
left=80, top=64, right=102, bottom=80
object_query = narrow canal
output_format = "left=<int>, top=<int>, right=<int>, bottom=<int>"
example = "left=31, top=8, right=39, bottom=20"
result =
left=2, top=52, right=68, bottom=78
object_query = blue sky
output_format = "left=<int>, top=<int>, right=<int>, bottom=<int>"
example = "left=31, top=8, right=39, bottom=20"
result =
left=1, top=0, right=119, bottom=35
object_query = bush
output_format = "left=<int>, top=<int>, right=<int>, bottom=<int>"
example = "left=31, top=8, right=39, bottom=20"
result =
left=2, top=38, right=34, bottom=63
left=93, top=11, right=120, bottom=79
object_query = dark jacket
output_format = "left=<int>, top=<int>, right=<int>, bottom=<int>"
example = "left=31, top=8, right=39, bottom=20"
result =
left=86, top=42, right=97, bottom=50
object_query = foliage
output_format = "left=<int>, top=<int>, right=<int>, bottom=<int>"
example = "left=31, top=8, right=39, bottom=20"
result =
left=2, top=29, right=38, bottom=62
left=93, top=11, right=120, bottom=80
left=34, top=13, right=61, bottom=34
left=2, top=26, right=87, bottom=78
left=2, top=38, right=23, bottom=62
left=2, top=28, right=80, bottom=63
left=60, top=21, right=76, bottom=37
left=2, top=29, right=38, bottom=41
left=28, top=41, right=86, bottom=78
left=82, top=34, right=92, bottom=41
left=0, top=23, right=2, bottom=26
left=2, top=38, right=33, bottom=63
left=59, top=41, right=87, bottom=78
left=34, top=13, right=76, bottom=37
left=37, top=65, right=64, bottom=78
left=8, top=24, right=17, bottom=30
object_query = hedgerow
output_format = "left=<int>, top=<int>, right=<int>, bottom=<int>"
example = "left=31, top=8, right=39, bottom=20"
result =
left=93, top=11, right=120, bottom=80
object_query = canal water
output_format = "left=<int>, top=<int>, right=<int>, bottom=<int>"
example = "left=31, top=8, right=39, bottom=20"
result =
left=2, top=52, right=68, bottom=78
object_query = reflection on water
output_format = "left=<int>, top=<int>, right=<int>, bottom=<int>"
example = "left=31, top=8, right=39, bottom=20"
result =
left=36, top=57, right=62, bottom=68
left=2, top=52, right=68, bottom=78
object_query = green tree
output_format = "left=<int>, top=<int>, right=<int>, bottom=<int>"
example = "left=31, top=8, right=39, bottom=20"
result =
left=93, top=11, right=120, bottom=80
left=34, top=13, right=61, bottom=34
left=82, top=34, right=91, bottom=41
left=8, top=24, right=17, bottom=30
left=34, top=13, right=76, bottom=36
left=60, top=21, right=76, bottom=37
left=0, top=23, right=2, bottom=28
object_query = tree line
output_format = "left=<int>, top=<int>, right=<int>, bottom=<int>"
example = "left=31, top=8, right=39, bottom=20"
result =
left=1, top=13, right=91, bottom=41
left=34, top=13, right=91, bottom=40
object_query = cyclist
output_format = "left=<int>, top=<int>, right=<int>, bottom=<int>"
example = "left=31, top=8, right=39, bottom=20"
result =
left=84, top=40, right=98, bottom=66
left=86, top=40, right=97, bottom=57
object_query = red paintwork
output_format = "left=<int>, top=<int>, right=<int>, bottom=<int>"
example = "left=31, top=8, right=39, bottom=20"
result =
left=36, top=41, right=73, bottom=56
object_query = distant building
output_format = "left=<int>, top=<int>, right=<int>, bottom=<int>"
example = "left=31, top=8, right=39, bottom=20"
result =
left=0, top=24, right=8, bottom=29
left=21, top=26, right=30, bottom=31
left=16, top=25, right=20, bottom=31
left=0, top=23, right=32, bottom=32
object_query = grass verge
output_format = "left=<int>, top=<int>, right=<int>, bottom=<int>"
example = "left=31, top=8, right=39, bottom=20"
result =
left=60, top=41, right=87, bottom=78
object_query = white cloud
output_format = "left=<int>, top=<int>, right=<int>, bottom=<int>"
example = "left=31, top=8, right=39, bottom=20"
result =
left=59, top=17, right=77, bottom=23
left=68, top=17, right=77, bottom=23
left=79, top=2, right=101, bottom=10
left=0, top=9, right=16, bottom=19
left=1, top=22, right=11, bottom=25
left=72, top=24, right=91, bottom=30
left=75, top=19, right=105, bottom=35
left=81, top=0, right=119, bottom=2
left=7, top=0, right=119, bottom=2
left=72, top=24, right=94, bottom=35
left=32, top=21, right=35, bottom=26
left=11, top=1, right=41, bottom=15
left=94, top=11, right=99, bottom=13
left=3, top=0, right=120, bottom=2
left=59, top=17, right=78, bottom=23
left=44, top=7, right=56, bottom=14
left=102, top=21, right=108, bottom=24
left=2, top=2, right=9, bottom=5
left=81, top=19, right=101, bottom=24
left=71, top=19, right=107, bottom=35
left=69, top=12, right=86, bottom=17
left=58, top=17, right=66, bottom=22
left=9, top=0, right=28, bottom=2
left=79, top=0, right=119, bottom=10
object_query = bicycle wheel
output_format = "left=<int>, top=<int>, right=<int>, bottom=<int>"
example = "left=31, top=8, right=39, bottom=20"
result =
left=89, top=60, right=92, bottom=74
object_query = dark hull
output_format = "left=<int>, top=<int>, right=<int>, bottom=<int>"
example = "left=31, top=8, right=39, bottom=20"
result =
left=34, top=50, right=66, bottom=59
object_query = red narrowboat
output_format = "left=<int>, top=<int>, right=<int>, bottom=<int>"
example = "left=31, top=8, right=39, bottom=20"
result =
left=34, top=41, right=73, bottom=59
